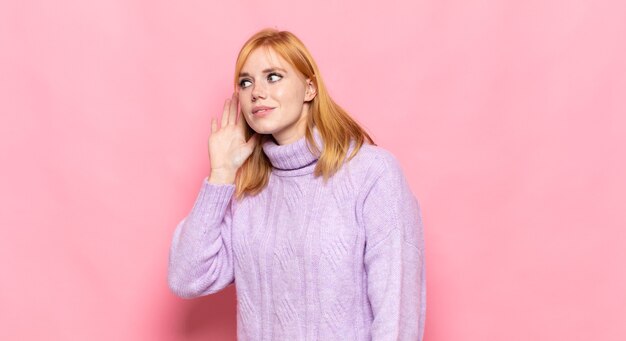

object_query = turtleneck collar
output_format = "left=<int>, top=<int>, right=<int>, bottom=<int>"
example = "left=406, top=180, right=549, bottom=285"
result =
left=262, top=127, right=323, bottom=176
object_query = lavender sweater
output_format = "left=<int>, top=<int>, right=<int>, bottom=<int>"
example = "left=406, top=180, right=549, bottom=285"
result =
left=167, top=129, right=426, bottom=340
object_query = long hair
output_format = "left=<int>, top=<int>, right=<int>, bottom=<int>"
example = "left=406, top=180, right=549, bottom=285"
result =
left=233, top=28, right=375, bottom=199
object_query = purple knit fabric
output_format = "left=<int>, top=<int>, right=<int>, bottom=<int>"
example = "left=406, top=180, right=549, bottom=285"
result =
left=167, top=128, right=426, bottom=340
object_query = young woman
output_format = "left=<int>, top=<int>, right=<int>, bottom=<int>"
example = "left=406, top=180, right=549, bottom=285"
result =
left=168, top=28, right=426, bottom=340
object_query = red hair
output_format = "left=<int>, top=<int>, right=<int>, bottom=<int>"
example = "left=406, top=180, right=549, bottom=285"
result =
left=233, top=28, right=375, bottom=198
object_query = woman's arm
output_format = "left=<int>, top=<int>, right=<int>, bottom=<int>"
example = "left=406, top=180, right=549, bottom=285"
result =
left=167, top=178, right=237, bottom=298
left=168, top=92, right=257, bottom=298
left=361, top=152, right=426, bottom=340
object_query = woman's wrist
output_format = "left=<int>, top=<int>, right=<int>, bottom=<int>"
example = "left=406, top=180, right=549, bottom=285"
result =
left=208, top=168, right=236, bottom=184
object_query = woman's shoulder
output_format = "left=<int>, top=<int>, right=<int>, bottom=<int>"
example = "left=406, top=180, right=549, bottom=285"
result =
left=338, top=142, right=414, bottom=206
left=348, top=142, right=403, bottom=173
left=340, top=142, right=409, bottom=191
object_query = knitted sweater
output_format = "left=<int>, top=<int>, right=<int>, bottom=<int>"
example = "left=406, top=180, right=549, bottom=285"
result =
left=167, top=128, right=426, bottom=340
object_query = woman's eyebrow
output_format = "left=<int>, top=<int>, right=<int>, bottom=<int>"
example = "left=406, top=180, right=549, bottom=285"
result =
left=239, top=67, right=287, bottom=78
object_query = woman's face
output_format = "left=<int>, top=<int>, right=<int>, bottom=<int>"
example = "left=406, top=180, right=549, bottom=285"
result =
left=237, top=47, right=316, bottom=145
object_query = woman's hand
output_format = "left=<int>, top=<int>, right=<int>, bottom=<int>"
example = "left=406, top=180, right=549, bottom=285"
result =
left=208, top=92, right=258, bottom=184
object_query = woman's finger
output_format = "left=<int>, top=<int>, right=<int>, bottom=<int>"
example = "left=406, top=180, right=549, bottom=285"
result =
left=228, top=92, right=238, bottom=125
left=211, top=117, right=217, bottom=133
left=236, top=106, right=247, bottom=135
left=221, top=98, right=230, bottom=128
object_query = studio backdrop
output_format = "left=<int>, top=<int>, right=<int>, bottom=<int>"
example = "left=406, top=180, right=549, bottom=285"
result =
left=0, top=0, right=624, bottom=340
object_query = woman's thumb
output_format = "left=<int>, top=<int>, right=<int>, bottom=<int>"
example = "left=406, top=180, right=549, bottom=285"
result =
left=246, top=134, right=259, bottom=149
left=239, top=134, right=259, bottom=161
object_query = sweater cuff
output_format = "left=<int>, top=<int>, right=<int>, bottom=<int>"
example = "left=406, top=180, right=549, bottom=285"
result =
left=189, top=177, right=236, bottom=222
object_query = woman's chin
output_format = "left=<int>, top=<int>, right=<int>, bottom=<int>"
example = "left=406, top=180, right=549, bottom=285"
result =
left=246, top=122, right=277, bottom=135
left=247, top=127, right=274, bottom=137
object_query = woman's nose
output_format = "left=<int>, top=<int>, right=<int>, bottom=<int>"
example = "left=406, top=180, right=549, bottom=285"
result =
left=251, top=82, right=266, bottom=101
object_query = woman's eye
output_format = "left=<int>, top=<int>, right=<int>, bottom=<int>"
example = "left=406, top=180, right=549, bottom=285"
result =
left=239, top=79, right=252, bottom=88
left=268, top=73, right=282, bottom=82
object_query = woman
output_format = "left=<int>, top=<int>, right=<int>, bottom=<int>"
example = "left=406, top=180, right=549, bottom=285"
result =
left=168, top=28, right=426, bottom=340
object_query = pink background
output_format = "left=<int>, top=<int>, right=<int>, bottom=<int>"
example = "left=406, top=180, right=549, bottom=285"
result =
left=1, top=0, right=625, bottom=340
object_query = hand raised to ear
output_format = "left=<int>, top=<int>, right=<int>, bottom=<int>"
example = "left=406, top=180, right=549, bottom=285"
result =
left=207, top=92, right=259, bottom=184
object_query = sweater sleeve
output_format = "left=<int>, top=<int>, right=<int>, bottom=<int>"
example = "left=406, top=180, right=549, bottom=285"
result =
left=167, top=177, right=237, bottom=299
left=361, top=153, right=426, bottom=341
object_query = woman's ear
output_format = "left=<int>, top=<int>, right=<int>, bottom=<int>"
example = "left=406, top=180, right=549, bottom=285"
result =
left=304, top=79, right=317, bottom=102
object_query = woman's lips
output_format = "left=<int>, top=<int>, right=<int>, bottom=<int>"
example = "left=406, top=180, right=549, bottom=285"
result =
left=253, top=108, right=273, bottom=117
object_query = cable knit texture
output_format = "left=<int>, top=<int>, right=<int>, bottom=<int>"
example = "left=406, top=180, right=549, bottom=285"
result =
left=168, top=128, right=426, bottom=340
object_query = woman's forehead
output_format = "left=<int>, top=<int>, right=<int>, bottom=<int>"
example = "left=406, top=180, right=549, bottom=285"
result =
left=242, top=47, right=289, bottom=72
